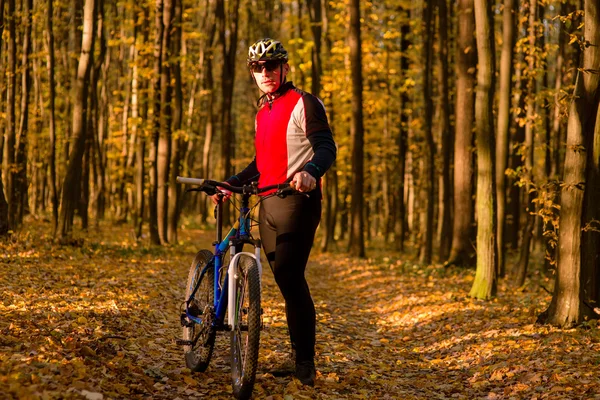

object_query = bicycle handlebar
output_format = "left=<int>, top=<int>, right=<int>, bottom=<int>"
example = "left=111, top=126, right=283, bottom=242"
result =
left=176, top=176, right=296, bottom=197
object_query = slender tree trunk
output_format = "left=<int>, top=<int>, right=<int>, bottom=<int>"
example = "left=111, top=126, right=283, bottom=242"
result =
left=496, top=0, right=516, bottom=277
left=383, top=64, right=393, bottom=241
left=156, top=0, right=174, bottom=243
left=132, top=5, right=147, bottom=239
left=167, top=0, right=183, bottom=243
left=306, top=0, right=322, bottom=97
left=81, top=107, right=92, bottom=229
left=437, top=0, right=452, bottom=261
left=445, top=0, right=476, bottom=267
left=0, top=0, right=7, bottom=232
left=58, top=0, right=97, bottom=240
left=200, top=58, right=215, bottom=222
left=420, top=0, right=435, bottom=265
left=116, top=32, right=134, bottom=223
left=515, top=0, right=537, bottom=287
left=64, top=0, right=83, bottom=172
left=12, top=0, right=33, bottom=228
left=45, top=0, right=59, bottom=234
left=149, top=0, right=164, bottom=245
left=91, top=18, right=107, bottom=222
left=507, top=40, right=526, bottom=250
left=348, top=0, right=365, bottom=257
left=0, top=0, right=5, bottom=163
left=3, top=0, right=16, bottom=231
left=216, top=0, right=240, bottom=225
left=551, top=1, right=567, bottom=181
left=320, top=0, right=338, bottom=251
left=395, top=20, right=410, bottom=252
left=470, top=0, right=497, bottom=299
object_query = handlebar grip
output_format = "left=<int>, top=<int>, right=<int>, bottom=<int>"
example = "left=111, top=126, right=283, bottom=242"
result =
left=177, top=176, right=205, bottom=185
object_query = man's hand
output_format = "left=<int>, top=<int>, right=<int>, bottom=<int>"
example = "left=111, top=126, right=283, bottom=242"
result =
left=291, top=171, right=316, bottom=193
left=211, top=188, right=232, bottom=204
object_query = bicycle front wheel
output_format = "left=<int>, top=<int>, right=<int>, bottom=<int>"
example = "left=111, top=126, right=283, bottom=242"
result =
left=230, top=254, right=261, bottom=400
left=183, top=250, right=216, bottom=372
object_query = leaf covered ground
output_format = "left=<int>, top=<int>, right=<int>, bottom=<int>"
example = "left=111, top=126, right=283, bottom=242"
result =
left=2, top=220, right=600, bottom=400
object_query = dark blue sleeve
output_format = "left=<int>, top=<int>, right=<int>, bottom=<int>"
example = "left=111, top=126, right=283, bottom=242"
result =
left=301, top=94, right=337, bottom=178
left=226, top=157, right=260, bottom=185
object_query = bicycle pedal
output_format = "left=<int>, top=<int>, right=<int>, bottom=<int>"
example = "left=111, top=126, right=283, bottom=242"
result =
left=175, top=339, right=193, bottom=346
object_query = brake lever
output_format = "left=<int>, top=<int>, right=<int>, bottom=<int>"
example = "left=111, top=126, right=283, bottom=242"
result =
left=184, top=185, right=218, bottom=195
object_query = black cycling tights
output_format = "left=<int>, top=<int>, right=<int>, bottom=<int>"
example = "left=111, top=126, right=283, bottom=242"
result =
left=259, top=191, right=321, bottom=363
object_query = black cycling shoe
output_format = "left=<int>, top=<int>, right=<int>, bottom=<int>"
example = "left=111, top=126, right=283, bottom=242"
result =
left=295, top=360, right=316, bottom=387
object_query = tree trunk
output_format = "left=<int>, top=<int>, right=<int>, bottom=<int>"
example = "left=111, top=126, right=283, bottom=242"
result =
left=91, top=15, right=107, bottom=223
left=515, top=0, right=537, bottom=287
left=470, top=0, right=497, bottom=300
left=496, top=0, right=516, bottom=277
left=395, top=20, right=410, bottom=252
left=437, top=0, right=452, bottom=261
left=507, top=38, right=526, bottom=250
left=45, top=0, right=59, bottom=234
left=157, top=0, right=174, bottom=243
left=420, top=0, right=435, bottom=265
left=445, top=0, right=476, bottom=267
left=132, top=5, right=147, bottom=239
left=12, top=0, right=33, bottom=228
left=306, top=0, right=322, bottom=97
left=580, top=0, right=600, bottom=317
left=200, top=57, right=215, bottom=222
left=149, top=0, right=164, bottom=245
left=167, top=0, right=183, bottom=243
left=320, top=0, right=337, bottom=252
left=348, top=0, right=365, bottom=257
left=539, top=0, right=600, bottom=327
left=216, top=0, right=240, bottom=225
left=3, top=0, right=16, bottom=231
left=80, top=108, right=92, bottom=229
left=0, top=0, right=6, bottom=231
left=64, top=0, right=83, bottom=173
left=551, top=1, right=567, bottom=180
left=0, top=0, right=5, bottom=163
left=58, top=0, right=97, bottom=240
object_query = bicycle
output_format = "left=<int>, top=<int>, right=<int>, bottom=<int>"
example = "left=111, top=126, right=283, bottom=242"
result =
left=175, top=176, right=297, bottom=400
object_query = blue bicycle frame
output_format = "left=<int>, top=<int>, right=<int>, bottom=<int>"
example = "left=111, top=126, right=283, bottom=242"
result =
left=185, top=197, right=256, bottom=330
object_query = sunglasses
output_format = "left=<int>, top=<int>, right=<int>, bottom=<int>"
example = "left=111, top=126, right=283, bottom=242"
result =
left=249, top=60, right=282, bottom=73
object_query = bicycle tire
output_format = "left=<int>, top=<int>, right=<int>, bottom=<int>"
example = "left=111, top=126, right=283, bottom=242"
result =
left=183, top=250, right=216, bottom=372
left=230, top=254, right=261, bottom=400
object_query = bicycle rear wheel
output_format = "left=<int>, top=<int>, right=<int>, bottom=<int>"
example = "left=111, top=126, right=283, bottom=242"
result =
left=230, top=254, right=261, bottom=400
left=183, top=250, right=216, bottom=372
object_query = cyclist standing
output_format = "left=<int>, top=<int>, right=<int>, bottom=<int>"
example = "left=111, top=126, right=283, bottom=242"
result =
left=213, top=38, right=336, bottom=386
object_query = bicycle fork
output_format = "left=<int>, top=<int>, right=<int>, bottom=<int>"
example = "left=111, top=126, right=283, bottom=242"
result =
left=227, top=246, right=263, bottom=329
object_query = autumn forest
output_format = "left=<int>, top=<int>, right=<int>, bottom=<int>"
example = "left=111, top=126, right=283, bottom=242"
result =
left=1, top=0, right=600, bottom=398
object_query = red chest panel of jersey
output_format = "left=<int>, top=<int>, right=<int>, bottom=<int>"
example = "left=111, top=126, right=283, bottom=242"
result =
left=255, top=89, right=303, bottom=189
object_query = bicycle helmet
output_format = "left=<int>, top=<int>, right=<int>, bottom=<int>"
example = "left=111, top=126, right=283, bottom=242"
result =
left=247, top=38, right=288, bottom=64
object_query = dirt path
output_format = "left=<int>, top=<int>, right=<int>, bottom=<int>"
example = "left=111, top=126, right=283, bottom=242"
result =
left=1, top=223, right=599, bottom=399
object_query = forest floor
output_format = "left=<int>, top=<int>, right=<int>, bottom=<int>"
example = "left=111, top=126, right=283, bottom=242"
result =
left=1, top=218, right=600, bottom=400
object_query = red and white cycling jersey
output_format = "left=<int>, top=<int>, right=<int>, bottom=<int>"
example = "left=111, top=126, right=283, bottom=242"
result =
left=228, top=82, right=336, bottom=195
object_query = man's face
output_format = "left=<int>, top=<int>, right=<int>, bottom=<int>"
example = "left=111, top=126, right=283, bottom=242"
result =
left=250, top=60, right=289, bottom=94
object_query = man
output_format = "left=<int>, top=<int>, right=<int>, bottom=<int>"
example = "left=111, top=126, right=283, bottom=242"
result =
left=216, top=38, right=336, bottom=386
